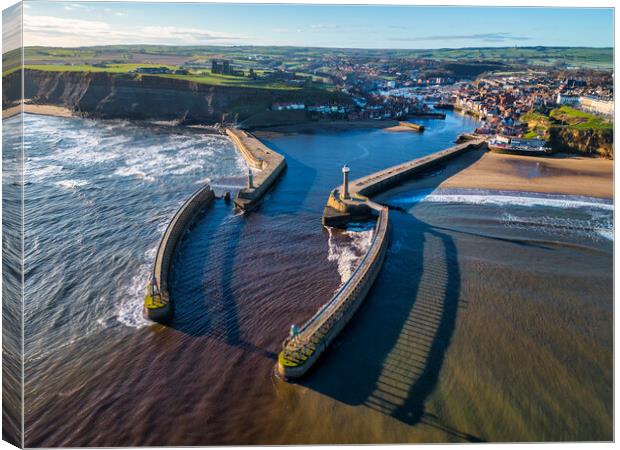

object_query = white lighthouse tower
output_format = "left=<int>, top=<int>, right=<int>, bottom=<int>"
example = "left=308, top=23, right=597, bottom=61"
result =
left=342, top=164, right=350, bottom=199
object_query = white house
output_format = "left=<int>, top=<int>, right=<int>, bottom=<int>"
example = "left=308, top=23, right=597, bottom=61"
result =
left=556, top=94, right=580, bottom=105
left=579, top=96, right=614, bottom=116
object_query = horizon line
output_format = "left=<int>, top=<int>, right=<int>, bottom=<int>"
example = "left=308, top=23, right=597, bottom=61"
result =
left=11, top=43, right=615, bottom=52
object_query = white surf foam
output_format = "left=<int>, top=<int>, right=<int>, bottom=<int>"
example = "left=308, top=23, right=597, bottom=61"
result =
left=393, top=191, right=613, bottom=211
left=57, top=179, right=89, bottom=190
left=116, top=261, right=152, bottom=329
left=116, top=230, right=167, bottom=329
left=597, top=230, right=614, bottom=241
left=25, top=163, right=65, bottom=183
left=113, top=166, right=155, bottom=182
left=327, top=226, right=374, bottom=285
left=501, top=212, right=613, bottom=242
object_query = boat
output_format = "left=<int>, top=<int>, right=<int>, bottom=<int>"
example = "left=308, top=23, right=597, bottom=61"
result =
left=489, top=135, right=552, bottom=156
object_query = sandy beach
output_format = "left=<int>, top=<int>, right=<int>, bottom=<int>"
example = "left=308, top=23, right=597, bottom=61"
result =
left=378, top=148, right=613, bottom=200
left=3, top=103, right=75, bottom=119
left=384, top=121, right=425, bottom=132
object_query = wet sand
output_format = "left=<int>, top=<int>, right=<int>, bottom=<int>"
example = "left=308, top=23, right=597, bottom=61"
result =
left=383, top=149, right=613, bottom=200
left=384, top=122, right=424, bottom=132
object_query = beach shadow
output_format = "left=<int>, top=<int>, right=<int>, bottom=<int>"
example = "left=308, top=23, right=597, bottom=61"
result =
left=297, top=149, right=487, bottom=442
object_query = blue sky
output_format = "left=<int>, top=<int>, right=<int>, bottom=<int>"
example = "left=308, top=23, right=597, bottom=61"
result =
left=21, top=2, right=614, bottom=49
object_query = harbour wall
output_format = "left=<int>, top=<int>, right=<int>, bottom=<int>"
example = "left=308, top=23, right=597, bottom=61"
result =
left=278, top=138, right=486, bottom=378
left=352, top=139, right=486, bottom=197
left=323, top=138, right=486, bottom=226
left=226, top=128, right=287, bottom=211
left=145, top=183, right=215, bottom=321
left=278, top=204, right=389, bottom=379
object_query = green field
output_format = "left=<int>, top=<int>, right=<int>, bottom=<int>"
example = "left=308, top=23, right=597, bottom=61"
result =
left=11, top=63, right=305, bottom=90
left=522, top=106, right=613, bottom=136
left=153, top=73, right=300, bottom=90
left=3, top=45, right=614, bottom=72
left=550, top=106, right=613, bottom=131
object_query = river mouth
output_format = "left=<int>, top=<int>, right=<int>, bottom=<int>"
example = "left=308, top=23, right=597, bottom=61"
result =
left=5, top=111, right=612, bottom=445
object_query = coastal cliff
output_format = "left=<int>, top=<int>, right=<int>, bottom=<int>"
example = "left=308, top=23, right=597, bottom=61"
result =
left=522, top=108, right=613, bottom=159
left=549, top=127, right=613, bottom=159
left=2, top=69, right=350, bottom=126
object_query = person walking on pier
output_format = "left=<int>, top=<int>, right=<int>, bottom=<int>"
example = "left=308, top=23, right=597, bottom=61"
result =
left=150, top=277, right=161, bottom=299
left=289, top=324, right=299, bottom=338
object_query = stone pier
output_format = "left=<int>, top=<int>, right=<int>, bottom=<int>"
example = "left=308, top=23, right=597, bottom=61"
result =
left=225, top=128, right=287, bottom=211
left=277, top=138, right=486, bottom=378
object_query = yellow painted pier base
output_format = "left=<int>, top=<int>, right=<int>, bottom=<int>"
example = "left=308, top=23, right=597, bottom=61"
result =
left=143, top=128, right=287, bottom=322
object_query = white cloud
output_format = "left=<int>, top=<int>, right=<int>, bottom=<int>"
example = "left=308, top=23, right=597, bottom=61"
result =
left=63, top=4, right=88, bottom=11
left=23, top=15, right=241, bottom=47
left=140, top=26, right=237, bottom=42
left=311, top=24, right=338, bottom=30
left=24, top=15, right=110, bottom=34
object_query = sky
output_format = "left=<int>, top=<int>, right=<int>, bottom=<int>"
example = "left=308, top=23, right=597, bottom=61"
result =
left=7, top=2, right=615, bottom=50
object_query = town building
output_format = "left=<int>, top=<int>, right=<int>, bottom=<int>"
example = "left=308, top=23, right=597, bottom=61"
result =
left=556, top=93, right=580, bottom=105
left=579, top=96, right=614, bottom=116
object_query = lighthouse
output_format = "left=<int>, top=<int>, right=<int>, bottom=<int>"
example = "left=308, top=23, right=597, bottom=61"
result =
left=342, top=164, right=350, bottom=199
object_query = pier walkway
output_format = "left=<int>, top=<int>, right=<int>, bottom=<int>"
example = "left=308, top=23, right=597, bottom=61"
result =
left=226, top=128, right=287, bottom=211
left=277, top=138, right=486, bottom=378
left=144, top=128, right=287, bottom=322
left=144, top=183, right=215, bottom=321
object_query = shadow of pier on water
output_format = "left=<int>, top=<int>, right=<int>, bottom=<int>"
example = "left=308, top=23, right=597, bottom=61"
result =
left=168, top=201, right=277, bottom=361
left=299, top=150, right=487, bottom=443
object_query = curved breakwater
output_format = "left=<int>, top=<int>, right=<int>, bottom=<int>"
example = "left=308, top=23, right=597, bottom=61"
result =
left=278, top=138, right=487, bottom=378
left=144, top=183, right=215, bottom=321
left=145, top=127, right=287, bottom=321
left=278, top=206, right=389, bottom=378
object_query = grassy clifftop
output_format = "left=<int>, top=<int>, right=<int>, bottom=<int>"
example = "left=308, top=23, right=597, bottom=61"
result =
left=4, top=63, right=308, bottom=91
left=5, top=45, right=614, bottom=70
left=522, top=107, right=613, bottom=158
left=549, top=106, right=613, bottom=131
left=3, top=69, right=350, bottom=127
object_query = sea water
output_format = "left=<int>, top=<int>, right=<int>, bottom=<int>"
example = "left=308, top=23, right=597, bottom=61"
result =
left=3, top=111, right=611, bottom=445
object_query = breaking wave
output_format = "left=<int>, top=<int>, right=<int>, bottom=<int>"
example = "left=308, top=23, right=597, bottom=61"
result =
left=392, top=188, right=613, bottom=242
left=326, top=223, right=374, bottom=285
left=391, top=188, right=613, bottom=211
left=12, top=113, right=249, bottom=355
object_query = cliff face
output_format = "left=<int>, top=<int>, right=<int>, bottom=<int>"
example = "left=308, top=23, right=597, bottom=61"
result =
left=549, top=127, right=614, bottom=159
left=522, top=112, right=613, bottom=159
left=3, top=69, right=350, bottom=126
